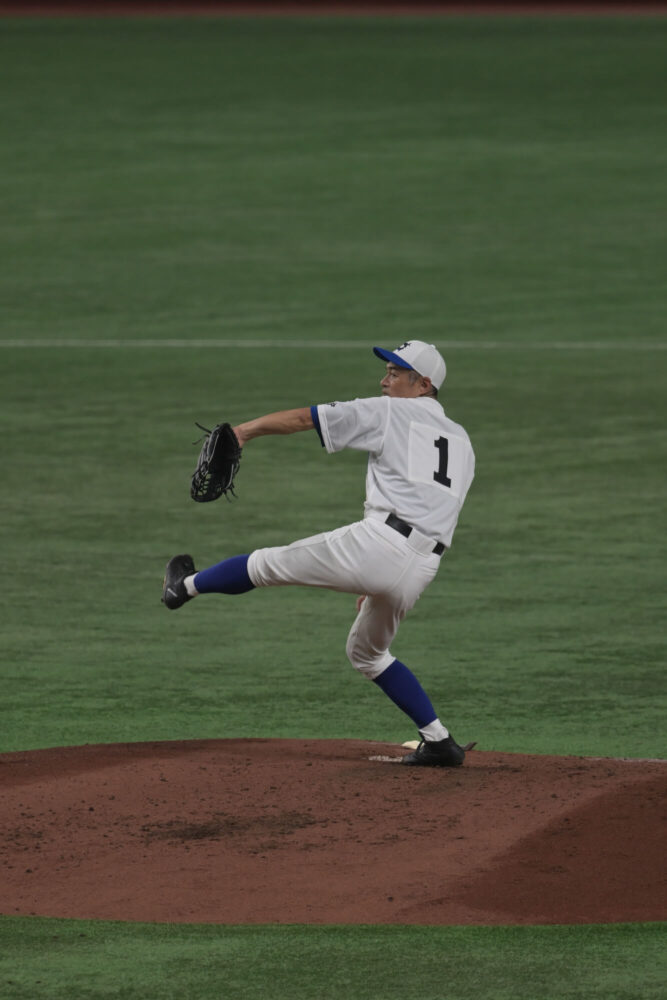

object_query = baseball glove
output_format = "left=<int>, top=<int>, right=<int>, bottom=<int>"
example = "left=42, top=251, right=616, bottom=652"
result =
left=190, top=422, right=242, bottom=502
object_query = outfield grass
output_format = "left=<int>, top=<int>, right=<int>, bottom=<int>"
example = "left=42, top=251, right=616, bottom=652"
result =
left=1, top=12, right=665, bottom=1000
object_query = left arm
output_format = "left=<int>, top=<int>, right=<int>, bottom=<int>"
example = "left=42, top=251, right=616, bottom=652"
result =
left=233, top=407, right=314, bottom=447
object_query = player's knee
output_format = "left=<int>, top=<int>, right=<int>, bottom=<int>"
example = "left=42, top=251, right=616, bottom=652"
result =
left=345, top=633, right=391, bottom=680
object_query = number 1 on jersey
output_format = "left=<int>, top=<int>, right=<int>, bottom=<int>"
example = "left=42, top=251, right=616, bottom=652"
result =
left=433, top=437, right=452, bottom=488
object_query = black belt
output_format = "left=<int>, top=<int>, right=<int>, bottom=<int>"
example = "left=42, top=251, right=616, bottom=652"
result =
left=385, top=513, right=445, bottom=556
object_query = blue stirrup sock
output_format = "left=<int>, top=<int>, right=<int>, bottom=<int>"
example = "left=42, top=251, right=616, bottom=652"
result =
left=373, top=658, right=438, bottom=730
left=193, top=555, right=255, bottom=595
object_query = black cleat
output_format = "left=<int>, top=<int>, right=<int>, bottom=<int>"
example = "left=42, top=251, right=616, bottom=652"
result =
left=162, top=554, right=196, bottom=609
left=401, top=735, right=474, bottom=768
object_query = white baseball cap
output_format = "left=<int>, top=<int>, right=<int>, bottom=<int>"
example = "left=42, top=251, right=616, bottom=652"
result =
left=373, top=340, right=447, bottom=389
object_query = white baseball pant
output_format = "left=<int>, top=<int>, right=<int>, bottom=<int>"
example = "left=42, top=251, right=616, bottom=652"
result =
left=247, top=515, right=441, bottom=679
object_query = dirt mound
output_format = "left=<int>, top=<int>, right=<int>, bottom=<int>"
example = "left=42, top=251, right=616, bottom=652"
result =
left=1, top=739, right=664, bottom=925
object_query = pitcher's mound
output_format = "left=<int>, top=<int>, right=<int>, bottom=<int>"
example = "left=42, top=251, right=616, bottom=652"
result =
left=1, top=738, right=664, bottom=925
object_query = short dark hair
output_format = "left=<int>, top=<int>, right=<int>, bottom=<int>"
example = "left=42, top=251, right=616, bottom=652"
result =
left=408, top=369, right=438, bottom=398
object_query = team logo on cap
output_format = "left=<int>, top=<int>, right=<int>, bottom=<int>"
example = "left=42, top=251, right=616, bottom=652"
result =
left=397, top=341, right=412, bottom=351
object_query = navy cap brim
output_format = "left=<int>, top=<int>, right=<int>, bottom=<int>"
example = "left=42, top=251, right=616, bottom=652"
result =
left=372, top=346, right=414, bottom=370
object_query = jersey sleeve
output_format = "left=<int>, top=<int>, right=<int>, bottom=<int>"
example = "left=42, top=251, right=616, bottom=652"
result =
left=313, top=397, right=389, bottom=455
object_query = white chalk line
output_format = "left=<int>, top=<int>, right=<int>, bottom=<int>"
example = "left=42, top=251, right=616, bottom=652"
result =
left=0, top=338, right=665, bottom=351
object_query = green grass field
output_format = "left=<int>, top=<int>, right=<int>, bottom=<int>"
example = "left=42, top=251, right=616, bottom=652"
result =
left=1, top=12, right=665, bottom=1000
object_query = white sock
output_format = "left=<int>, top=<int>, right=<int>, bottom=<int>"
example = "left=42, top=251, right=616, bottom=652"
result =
left=419, top=719, right=449, bottom=742
left=184, top=574, right=199, bottom=598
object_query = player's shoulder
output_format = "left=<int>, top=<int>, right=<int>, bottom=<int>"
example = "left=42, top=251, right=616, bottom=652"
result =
left=321, top=395, right=388, bottom=409
left=439, top=404, right=470, bottom=436
left=397, top=397, right=471, bottom=440
left=317, top=395, right=390, bottom=424
left=441, top=410, right=472, bottom=445
left=319, top=396, right=387, bottom=413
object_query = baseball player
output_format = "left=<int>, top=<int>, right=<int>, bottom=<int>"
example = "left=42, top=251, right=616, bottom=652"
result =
left=163, top=341, right=475, bottom=766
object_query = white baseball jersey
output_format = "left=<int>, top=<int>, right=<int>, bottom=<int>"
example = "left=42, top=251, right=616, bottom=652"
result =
left=313, top=396, right=475, bottom=548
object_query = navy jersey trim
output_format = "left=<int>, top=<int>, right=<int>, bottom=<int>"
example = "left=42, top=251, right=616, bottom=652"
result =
left=310, top=405, right=325, bottom=447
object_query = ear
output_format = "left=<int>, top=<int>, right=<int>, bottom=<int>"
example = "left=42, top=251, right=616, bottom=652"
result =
left=419, top=376, right=433, bottom=396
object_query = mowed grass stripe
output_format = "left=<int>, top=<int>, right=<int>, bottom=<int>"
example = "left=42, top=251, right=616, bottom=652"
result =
left=1, top=339, right=665, bottom=349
